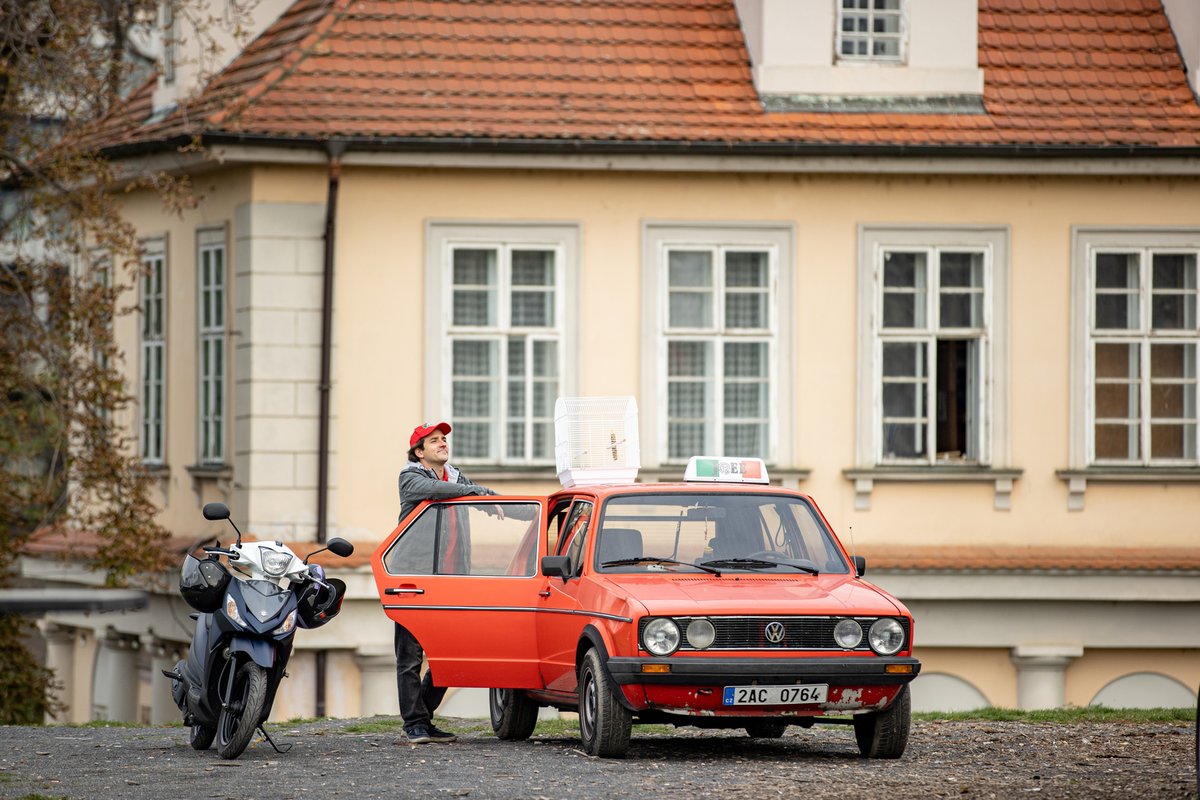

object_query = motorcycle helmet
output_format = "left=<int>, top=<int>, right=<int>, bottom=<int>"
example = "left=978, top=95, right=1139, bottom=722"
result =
left=297, top=578, right=346, bottom=629
left=179, top=554, right=231, bottom=613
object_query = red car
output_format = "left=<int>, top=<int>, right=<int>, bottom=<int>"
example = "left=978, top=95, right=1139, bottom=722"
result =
left=371, top=457, right=919, bottom=758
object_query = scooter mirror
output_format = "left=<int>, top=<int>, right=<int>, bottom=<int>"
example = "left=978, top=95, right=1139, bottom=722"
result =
left=326, top=537, right=354, bottom=557
left=202, top=502, right=231, bottom=521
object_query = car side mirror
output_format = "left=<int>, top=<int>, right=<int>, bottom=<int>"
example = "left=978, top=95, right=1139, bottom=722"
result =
left=853, top=555, right=866, bottom=577
left=541, top=555, right=571, bottom=582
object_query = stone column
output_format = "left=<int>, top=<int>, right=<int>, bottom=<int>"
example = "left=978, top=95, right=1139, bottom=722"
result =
left=142, top=635, right=184, bottom=725
left=1011, top=645, right=1083, bottom=710
left=355, top=645, right=401, bottom=716
left=40, top=623, right=76, bottom=724
left=92, top=629, right=139, bottom=722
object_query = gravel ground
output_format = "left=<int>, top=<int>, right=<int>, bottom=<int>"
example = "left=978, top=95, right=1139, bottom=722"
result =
left=0, top=717, right=1194, bottom=800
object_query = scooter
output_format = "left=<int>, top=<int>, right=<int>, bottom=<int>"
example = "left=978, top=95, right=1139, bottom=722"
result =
left=164, top=502, right=354, bottom=759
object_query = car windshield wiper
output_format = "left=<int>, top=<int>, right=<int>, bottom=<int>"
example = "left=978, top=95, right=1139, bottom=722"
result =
left=602, top=557, right=722, bottom=576
left=699, top=558, right=820, bottom=575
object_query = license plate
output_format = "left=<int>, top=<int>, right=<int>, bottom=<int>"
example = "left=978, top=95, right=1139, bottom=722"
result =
left=722, top=684, right=828, bottom=706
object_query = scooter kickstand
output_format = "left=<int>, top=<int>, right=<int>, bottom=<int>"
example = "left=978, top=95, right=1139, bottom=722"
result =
left=258, top=725, right=293, bottom=754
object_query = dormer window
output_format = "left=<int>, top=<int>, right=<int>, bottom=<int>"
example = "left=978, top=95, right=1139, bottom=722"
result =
left=837, top=0, right=905, bottom=62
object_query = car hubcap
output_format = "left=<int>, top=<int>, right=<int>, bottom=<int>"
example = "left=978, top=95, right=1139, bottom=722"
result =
left=582, top=673, right=596, bottom=736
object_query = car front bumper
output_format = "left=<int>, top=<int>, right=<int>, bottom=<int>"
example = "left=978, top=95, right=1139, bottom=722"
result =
left=606, top=655, right=921, bottom=686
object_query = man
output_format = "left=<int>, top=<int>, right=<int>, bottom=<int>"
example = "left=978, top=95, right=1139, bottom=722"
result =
left=394, top=421, right=498, bottom=744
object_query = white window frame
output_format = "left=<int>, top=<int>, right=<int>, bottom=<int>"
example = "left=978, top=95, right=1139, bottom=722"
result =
left=836, top=0, right=907, bottom=64
left=856, top=225, right=1011, bottom=469
left=140, top=239, right=166, bottom=464
left=642, top=223, right=794, bottom=468
left=197, top=227, right=227, bottom=465
left=1070, top=228, right=1200, bottom=468
left=425, top=222, right=580, bottom=466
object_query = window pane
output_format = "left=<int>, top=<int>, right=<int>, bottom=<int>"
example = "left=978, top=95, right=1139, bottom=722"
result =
left=453, top=249, right=496, bottom=326
left=668, top=422, right=706, bottom=459
left=453, top=422, right=491, bottom=459
left=882, top=341, right=923, bottom=377
left=533, top=421, right=552, bottom=460
left=512, top=250, right=554, bottom=286
left=883, top=382, right=920, bottom=417
left=725, top=293, right=766, bottom=328
left=724, top=383, right=766, bottom=418
left=1151, top=424, right=1196, bottom=459
left=1096, top=383, right=1138, bottom=418
left=506, top=421, right=524, bottom=459
left=453, top=382, right=492, bottom=416
left=1095, top=423, right=1138, bottom=460
left=668, top=382, right=707, bottom=417
left=511, top=290, right=552, bottom=326
left=941, top=252, right=982, bottom=287
left=939, top=294, right=982, bottom=328
left=452, top=340, right=497, bottom=376
left=384, top=509, right=437, bottom=573
left=883, top=423, right=924, bottom=458
left=1095, top=343, right=1138, bottom=379
left=1096, top=253, right=1138, bottom=288
left=1151, top=253, right=1197, bottom=329
left=883, top=251, right=926, bottom=328
left=669, top=251, right=712, bottom=287
left=507, top=381, right=525, bottom=418
left=725, top=341, right=766, bottom=377
left=533, top=340, right=557, bottom=377
left=724, top=422, right=764, bottom=457
left=668, top=341, right=711, bottom=377
left=533, top=380, right=556, bottom=418
left=725, top=252, right=767, bottom=287
left=669, top=291, right=712, bottom=328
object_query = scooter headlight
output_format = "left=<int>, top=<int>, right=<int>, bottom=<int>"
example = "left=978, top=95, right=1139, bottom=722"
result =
left=262, top=551, right=294, bottom=577
left=273, top=609, right=298, bottom=636
left=224, top=594, right=244, bottom=626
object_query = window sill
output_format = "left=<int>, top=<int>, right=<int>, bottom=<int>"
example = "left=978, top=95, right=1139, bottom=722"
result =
left=842, top=466, right=1024, bottom=512
left=186, top=463, right=233, bottom=479
left=1056, top=467, right=1200, bottom=512
left=141, top=463, right=170, bottom=478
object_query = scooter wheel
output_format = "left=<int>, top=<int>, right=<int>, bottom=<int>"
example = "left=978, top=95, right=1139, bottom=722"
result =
left=216, top=660, right=268, bottom=759
left=189, top=723, right=216, bottom=750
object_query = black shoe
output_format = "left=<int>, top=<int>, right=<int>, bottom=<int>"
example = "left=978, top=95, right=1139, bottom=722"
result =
left=426, top=724, right=457, bottom=743
left=403, top=725, right=432, bottom=744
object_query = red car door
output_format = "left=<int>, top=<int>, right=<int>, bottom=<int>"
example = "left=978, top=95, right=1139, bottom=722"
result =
left=371, top=497, right=548, bottom=689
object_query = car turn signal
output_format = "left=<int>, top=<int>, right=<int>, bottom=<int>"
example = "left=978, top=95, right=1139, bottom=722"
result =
left=641, top=664, right=671, bottom=674
left=885, top=664, right=914, bottom=674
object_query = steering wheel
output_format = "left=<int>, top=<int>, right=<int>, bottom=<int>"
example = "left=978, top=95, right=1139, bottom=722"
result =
left=746, top=550, right=786, bottom=561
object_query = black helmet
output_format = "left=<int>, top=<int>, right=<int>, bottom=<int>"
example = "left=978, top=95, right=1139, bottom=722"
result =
left=297, top=578, right=346, bottom=629
left=179, top=554, right=231, bottom=613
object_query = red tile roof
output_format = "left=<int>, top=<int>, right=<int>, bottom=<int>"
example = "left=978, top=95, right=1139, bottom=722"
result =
left=95, top=0, right=1200, bottom=155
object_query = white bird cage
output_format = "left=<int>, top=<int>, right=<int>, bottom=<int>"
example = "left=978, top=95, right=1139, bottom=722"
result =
left=554, top=396, right=641, bottom=487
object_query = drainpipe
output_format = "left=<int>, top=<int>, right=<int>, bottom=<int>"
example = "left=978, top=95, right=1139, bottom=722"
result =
left=316, top=140, right=346, bottom=544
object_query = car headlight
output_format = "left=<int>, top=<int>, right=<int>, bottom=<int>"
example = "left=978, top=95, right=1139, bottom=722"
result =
left=685, top=618, right=716, bottom=649
left=834, top=618, right=863, bottom=649
left=643, top=618, right=681, bottom=656
left=263, top=551, right=294, bottom=577
left=273, top=609, right=298, bottom=636
left=224, top=594, right=244, bottom=626
left=868, top=618, right=905, bottom=655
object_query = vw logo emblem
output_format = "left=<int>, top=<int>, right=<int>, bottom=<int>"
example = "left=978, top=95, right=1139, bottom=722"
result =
left=764, top=621, right=786, bottom=643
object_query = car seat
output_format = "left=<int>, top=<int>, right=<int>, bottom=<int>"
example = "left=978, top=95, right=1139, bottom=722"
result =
left=598, top=527, right=643, bottom=564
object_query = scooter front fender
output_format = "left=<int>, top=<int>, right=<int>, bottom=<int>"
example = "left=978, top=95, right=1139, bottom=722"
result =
left=230, top=637, right=275, bottom=669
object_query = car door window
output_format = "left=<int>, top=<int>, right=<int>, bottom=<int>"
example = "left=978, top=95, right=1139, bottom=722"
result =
left=382, top=501, right=541, bottom=576
left=557, top=501, right=593, bottom=577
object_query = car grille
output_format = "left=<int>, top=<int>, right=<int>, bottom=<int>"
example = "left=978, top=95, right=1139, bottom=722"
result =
left=639, top=615, right=911, bottom=652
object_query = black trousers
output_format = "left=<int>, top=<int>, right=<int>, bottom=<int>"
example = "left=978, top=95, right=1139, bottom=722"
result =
left=393, top=622, right=447, bottom=730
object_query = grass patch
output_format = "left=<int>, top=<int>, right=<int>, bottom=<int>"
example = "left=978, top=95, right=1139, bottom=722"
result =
left=913, top=706, right=1195, bottom=724
left=73, top=720, right=139, bottom=729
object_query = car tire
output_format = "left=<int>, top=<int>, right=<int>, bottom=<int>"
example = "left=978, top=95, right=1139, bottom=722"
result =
left=577, top=648, right=632, bottom=758
left=853, top=684, right=911, bottom=759
left=744, top=720, right=788, bottom=739
left=489, top=688, right=538, bottom=741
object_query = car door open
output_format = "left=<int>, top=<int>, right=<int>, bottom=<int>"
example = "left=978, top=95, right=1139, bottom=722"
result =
left=371, top=497, right=547, bottom=689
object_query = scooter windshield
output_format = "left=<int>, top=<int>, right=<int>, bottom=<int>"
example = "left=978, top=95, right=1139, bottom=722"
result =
left=241, top=579, right=290, bottom=622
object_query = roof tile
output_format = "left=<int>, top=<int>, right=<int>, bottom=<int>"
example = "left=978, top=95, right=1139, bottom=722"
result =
left=90, top=0, right=1200, bottom=152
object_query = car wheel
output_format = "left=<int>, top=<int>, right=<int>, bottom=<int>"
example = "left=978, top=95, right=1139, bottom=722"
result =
left=489, top=688, right=538, bottom=741
left=189, top=723, right=216, bottom=750
left=577, top=648, right=632, bottom=758
left=853, top=684, right=911, bottom=759
left=744, top=720, right=788, bottom=739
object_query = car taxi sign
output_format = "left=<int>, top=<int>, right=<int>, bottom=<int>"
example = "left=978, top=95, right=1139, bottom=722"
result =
left=684, top=456, right=770, bottom=484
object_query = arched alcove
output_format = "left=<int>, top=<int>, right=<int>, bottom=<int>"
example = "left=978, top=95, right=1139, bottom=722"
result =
left=1090, top=672, right=1196, bottom=709
left=910, top=672, right=990, bottom=712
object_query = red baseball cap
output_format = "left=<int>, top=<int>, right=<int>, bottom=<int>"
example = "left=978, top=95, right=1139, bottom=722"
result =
left=409, top=422, right=452, bottom=448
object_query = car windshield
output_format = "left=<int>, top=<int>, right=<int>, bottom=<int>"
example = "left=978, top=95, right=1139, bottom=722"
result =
left=594, top=492, right=850, bottom=574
